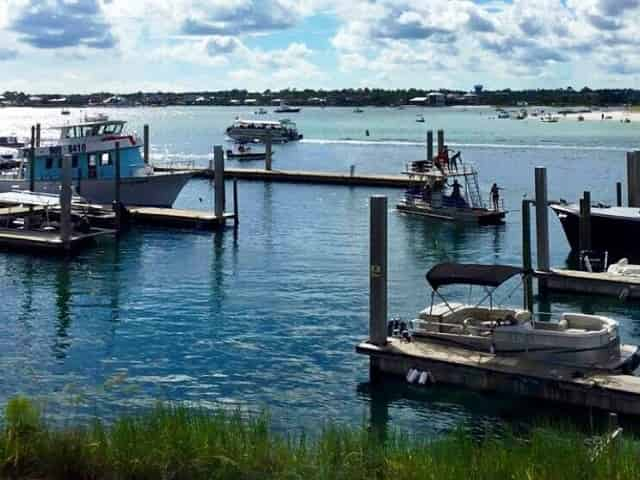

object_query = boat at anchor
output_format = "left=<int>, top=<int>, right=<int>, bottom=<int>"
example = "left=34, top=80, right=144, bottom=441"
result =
left=407, top=263, right=640, bottom=373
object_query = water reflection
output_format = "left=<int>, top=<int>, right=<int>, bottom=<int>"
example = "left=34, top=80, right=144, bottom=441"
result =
left=53, top=261, right=72, bottom=359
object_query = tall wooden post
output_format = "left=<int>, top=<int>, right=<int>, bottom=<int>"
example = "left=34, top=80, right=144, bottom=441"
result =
left=214, top=145, right=225, bottom=219
left=114, top=141, right=121, bottom=231
left=369, top=195, right=388, bottom=381
left=522, top=199, right=534, bottom=312
left=579, top=191, right=591, bottom=252
left=29, top=126, right=36, bottom=192
left=265, top=132, right=273, bottom=171
left=233, top=178, right=239, bottom=227
left=143, top=124, right=149, bottom=164
left=60, top=154, right=72, bottom=251
left=535, top=167, right=550, bottom=292
left=35, top=123, right=41, bottom=147
left=427, top=130, right=433, bottom=162
left=437, top=129, right=444, bottom=154
left=627, top=151, right=640, bottom=207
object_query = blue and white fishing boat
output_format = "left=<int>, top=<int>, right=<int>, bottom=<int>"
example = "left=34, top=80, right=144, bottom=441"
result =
left=0, top=118, right=191, bottom=207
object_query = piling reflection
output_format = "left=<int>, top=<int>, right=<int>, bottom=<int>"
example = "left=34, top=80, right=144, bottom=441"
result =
left=53, top=261, right=72, bottom=359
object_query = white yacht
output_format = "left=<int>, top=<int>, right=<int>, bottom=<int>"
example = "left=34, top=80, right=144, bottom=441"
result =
left=408, top=263, right=640, bottom=372
left=0, top=118, right=191, bottom=207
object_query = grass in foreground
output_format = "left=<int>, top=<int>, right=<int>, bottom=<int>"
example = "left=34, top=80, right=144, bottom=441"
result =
left=1, top=396, right=640, bottom=479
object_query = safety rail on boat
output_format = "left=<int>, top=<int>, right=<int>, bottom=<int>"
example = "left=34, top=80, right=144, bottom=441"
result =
left=155, top=159, right=196, bottom=171
left=412, top=319, right=494, bottom=334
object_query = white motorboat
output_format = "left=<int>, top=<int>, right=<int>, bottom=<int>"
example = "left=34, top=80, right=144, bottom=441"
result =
left=540, top=113, right=559, bottom=123
left=225, top=118, right=303, bottom=143
left=274, top=101, right=301, bottom=113
left=407, top=263, right=640, bottom=372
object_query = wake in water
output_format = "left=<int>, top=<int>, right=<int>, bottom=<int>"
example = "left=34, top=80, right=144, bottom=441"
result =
left=301, top=138, right=630, bottom=152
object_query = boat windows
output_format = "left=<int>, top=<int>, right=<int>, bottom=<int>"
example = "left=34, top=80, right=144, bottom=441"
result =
left=100, top=152, right=111, bottom=166
left=88, top=153, right=97, bottom=167
left=45, top=157, right=53, bottom=169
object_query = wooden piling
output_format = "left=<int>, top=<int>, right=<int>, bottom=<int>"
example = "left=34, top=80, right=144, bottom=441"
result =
left=35, top=123, right=41, bottom=147
left=214, top=145, right=225, bottom=219
left=579, top=191, right=591, bottom=252
left=534, top=167, right=550, bottom=273
left=427, top=130, right=433, bottom=162
left=60, top=154, right=72, bottom=251
left=29, top=126, right=36, bottom=192
left=265, top=132, right=273, bottom=171
left=114, top=141, right=121, bottom=231
left=233, top=179, right=239, bottom=227
left=627, top=151, right=640, bottom=207
left=617, top=182, right=623, bottom=207
left=522, top=199, right=534, bottom=311
left=437, top=129, right=444, bottom=154
left=143, top=124, right=149, bottom=164
left=369, top=196, right=388, bottom=347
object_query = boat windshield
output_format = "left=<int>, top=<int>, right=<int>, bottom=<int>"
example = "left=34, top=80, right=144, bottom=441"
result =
left=62, top=122, right=124, bottom=139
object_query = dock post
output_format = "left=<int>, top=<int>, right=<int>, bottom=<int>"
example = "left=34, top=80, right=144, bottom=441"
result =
left=114, top=141, right=121, bottom=232
left=29, top=125, right=36, bottom=192
left=214, top=145, right=225, bottom=220
left=60, top=154, right=72, bottom=251
left=616, top=182, right=623, bottom=207
left=265, top=132, right=273, bottom=171
left=143, top=124, right=149, bottom=164
left=522, top=199, right=534, bottom=311
left=535, top=167, right=550, bottom=290
left=233, top=178, right=239, bottom=227
left=427, top=130, right=433, bottom=162
left=627, top=151, right=640, bottom=207
left=35, top=123, right=41, bottom=147
left=437, top=129, right=444, bottom=154
left=579, top=191, right=591, bottom=253
left=369, top=195, right=388, bottom=381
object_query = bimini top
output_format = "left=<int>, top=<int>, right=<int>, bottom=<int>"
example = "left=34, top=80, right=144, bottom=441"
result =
left=426, top=263, right=523, bottom=290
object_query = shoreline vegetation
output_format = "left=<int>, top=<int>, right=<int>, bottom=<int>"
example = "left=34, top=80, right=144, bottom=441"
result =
left=2, top=87, right=640, bottom=109
left=1, top=397, right=640, bottom=479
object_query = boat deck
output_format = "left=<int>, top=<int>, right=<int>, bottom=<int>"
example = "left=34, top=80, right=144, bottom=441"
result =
left=0, top=227, right=114, bottom=253
left=127, top=207, right=235, bottom=230
left=357, top=337, right=640, bottom=415
left=537, top=268, right=640, bottom=299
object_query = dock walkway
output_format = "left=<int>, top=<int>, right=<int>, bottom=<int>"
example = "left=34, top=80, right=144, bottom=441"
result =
left=357, top=338, right=640, bottom=415
left=155, top=166, right=421, bottom=188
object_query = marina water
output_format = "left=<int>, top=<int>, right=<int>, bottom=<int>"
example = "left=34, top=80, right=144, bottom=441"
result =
left=1, top=106, right=640, bottom=435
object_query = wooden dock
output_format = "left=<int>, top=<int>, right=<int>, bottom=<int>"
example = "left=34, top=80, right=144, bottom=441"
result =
left=0, top=228, right=114, bottom=253
left=127, top=207, right=236, bottom=230
left=358, top=338, right=640, bottom=415
left=155, top=166, right=421, bottom=188
left=537, top=268, right=640, bottom=300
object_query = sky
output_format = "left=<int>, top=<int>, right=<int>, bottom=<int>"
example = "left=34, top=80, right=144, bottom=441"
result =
left=1, top=0, right=640, bottom=93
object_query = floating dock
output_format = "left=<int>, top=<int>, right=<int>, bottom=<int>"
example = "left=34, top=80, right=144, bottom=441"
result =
left=537, top=268, right=640, bottom=300
left=127, top=207, right=235, bottom=230
left=357, top=338, right=640, bottom=415
left=0, top=227, right=114, bottom=253
left=155, top=166, right=421, bottom=188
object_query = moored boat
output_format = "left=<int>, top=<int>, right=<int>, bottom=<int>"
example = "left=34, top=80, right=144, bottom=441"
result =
left=0, top=119, right=191, bottom=207
left=225, top=118, right=303, bottom=143
left=225, top=144, right=270, bottom=161
left=407, top=263, right=640, bottom=373
left=274, top=101, right=301, bottom=113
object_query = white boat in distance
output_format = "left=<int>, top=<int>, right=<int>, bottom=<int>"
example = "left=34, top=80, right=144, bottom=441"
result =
left=225, top=118, right=303, bottom=143
left=408, top=263, right=640, bottom=373
left=274, top=101, right=301, bottom=113
left=0, top=118, right=191, bottom=207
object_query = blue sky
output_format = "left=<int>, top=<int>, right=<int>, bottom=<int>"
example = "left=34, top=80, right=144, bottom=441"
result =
left=1, top=0, right=640, bottom=93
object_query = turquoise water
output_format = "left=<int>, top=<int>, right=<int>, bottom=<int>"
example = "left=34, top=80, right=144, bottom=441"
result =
left=1, top=106, right=640, bottom=434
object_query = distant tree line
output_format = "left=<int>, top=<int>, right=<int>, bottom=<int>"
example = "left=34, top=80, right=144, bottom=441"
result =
left=2, top=87, right=640, bottom=107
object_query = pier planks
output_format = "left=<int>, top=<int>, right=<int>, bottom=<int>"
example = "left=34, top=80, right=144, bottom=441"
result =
left=357, top=338, right=640, bottom=415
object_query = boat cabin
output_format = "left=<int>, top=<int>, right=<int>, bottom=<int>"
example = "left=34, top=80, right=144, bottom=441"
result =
left=17, top=120, right=145, bottom=182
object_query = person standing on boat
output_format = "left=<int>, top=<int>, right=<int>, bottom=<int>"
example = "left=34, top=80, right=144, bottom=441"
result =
left=449, top=149, right=460, bottom=172
left=490, top=183, right=501, bottom=211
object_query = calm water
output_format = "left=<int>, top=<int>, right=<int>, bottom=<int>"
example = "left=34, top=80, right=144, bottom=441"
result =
left=1, top=106, right=640, bottom=434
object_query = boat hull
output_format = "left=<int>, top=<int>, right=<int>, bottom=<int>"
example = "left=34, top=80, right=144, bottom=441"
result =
left=551, top=204, right=640, bottom=259
left=0, top=172, right=192, bottom=207
left=397, top=201, right=505, bottom=225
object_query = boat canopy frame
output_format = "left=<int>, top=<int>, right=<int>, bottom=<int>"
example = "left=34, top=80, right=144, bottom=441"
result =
left=425, top=263, right=526, bottom=315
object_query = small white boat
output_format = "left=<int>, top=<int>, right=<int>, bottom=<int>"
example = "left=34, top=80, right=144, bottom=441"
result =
left=407, top=263, right=640, bottom=372
left=540, top=113, right=559, bottom=123
left=416, top=114, right=425, bottom=123
left=353, top=108, right=364, bottom=113
left=254, top=108, right=268, bottom=115
left=274, top=101, right=301, bottom=113
left=84, top=112, right=109, bottom=122
left=225, top=118, right=303, bottom=143
left=496, top=110, right=510, bottom=119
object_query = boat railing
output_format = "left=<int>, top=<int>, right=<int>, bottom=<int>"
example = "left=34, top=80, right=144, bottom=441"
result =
left=155, top=158, right=196, bottom=171
left=413, top=319, right=493, bottom=335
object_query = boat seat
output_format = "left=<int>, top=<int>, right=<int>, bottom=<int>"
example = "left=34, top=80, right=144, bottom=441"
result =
left=533, top=320, right=568, bottom=332
left=565, top=328, right=588, bottom=334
